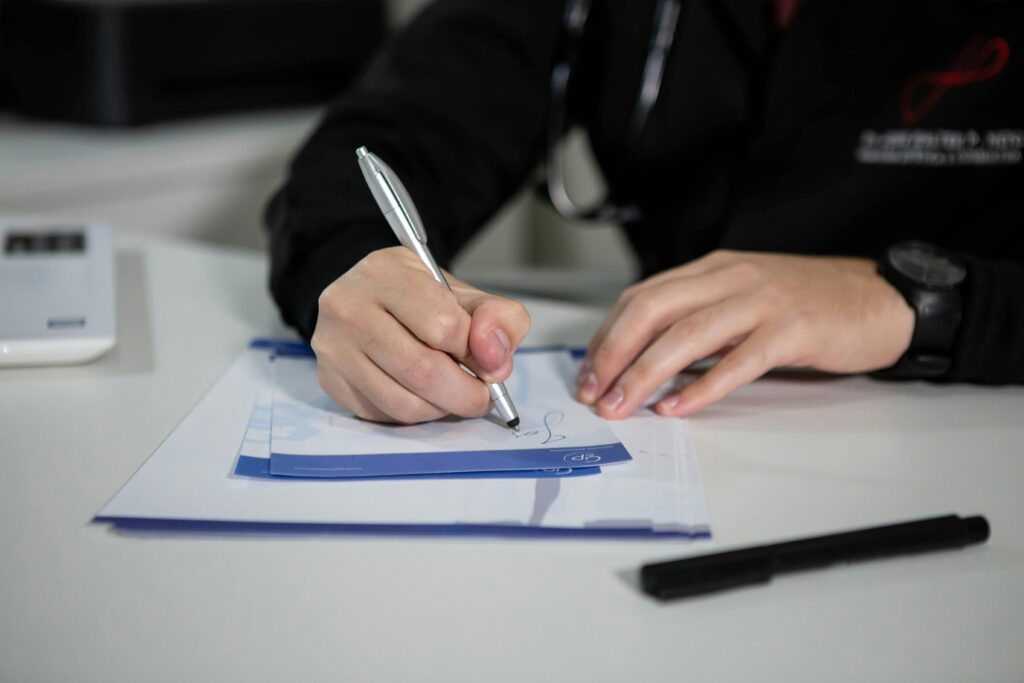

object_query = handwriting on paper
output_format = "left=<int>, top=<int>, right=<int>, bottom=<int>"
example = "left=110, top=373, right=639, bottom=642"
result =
left=513, top=411, right=566, bottom=445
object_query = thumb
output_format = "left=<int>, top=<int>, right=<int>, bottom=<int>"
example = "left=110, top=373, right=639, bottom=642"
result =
left=449, top=277, right=531, bottom=381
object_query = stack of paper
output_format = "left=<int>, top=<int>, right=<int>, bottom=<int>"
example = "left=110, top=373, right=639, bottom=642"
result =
left=265, top=346, right=632, bottom=478
left=96, top=340, right=710, bottom=538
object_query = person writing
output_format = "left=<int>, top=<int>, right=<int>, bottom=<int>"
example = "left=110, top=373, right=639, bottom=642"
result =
left=266, top=0, right=1024, bottom=424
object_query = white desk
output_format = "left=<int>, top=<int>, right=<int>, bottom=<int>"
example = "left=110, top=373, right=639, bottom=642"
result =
left=2, top=232, right=1022, bottom=682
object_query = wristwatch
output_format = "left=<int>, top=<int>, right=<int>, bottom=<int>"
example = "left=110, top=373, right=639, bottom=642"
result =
left=873, top=240, right=967, bottom=379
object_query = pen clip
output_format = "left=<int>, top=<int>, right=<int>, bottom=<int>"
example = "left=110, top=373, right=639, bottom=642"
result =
left=356, top=147, right=427, bottom=245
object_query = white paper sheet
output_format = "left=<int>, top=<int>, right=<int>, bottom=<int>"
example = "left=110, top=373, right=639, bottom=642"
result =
left=97, top=343, right=711, bottom=537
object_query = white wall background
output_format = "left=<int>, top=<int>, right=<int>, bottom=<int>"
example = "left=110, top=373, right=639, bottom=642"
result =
left=0, top=0, right=637, bottom=302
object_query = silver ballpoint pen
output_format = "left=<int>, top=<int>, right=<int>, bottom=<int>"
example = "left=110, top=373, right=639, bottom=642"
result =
left=356, top=146, right=521, bottom=431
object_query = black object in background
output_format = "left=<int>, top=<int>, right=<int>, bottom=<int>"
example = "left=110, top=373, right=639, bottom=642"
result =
left=641, top=514, right=990, bottom=601
left=0, top=0, right=385, bottom=126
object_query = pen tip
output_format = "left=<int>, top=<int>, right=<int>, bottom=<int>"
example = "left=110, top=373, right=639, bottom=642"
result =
left=508, top=417, right=520, bottom=431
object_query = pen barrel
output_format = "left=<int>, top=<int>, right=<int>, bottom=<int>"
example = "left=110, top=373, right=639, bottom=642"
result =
left=768, top=514, right=988, bottom=572
left=640, top=515, right=989, bottom=600
left=406, top=231, right=520, bottom=427
left=489, top=382, right=517, bottom=422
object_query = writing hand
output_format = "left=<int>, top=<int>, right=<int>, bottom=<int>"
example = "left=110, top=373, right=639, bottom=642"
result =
left=312, top=246, right=531, bottom=424
left=576, top=250, right=914, bottom=419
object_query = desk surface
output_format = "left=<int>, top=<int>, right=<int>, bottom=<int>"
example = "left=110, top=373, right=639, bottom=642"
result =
left=2, top=232, right=1022, bottom=682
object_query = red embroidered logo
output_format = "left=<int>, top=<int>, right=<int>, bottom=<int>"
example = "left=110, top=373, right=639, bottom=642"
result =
left=900, top=35, right=1010, bottom=126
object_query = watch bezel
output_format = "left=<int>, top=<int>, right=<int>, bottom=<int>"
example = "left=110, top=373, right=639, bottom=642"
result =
left=885, top=241, right=967, bottom=291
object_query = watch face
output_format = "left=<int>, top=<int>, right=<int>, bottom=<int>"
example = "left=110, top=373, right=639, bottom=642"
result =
left=890, top=244, right=967, bottom=287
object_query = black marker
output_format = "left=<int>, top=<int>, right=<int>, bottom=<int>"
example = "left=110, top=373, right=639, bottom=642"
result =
left=641, top=514, right=989, bottom=600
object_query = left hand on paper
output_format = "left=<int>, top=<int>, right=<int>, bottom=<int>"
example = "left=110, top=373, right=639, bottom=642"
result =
left=576, top=250, right=914, bottom=419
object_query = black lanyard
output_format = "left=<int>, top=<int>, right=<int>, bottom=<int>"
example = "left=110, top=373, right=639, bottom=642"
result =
left=541, top=0, right=681, bottom=224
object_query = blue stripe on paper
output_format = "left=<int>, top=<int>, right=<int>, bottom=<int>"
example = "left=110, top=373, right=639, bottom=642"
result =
left=234, top=455, right=598, bottom=481
left=269, top=442, right=631, bottom=478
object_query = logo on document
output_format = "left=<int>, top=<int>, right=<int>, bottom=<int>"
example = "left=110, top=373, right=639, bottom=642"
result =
left=564, top=452, right=601, bottom=464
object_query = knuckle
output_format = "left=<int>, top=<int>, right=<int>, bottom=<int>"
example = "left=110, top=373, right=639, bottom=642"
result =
left=316, top=282, right=336, bottom=309
left=704, top=249, right=733, bottom=264
left=785, top=309, right=813, bottom=335
left=319, top=291, right=357, bottom=325
left=618, top=284, right=641, bottom=305
left=624, top=288, right=660, bottom=323
left=310, top=333, right=328, bottom=359
left=671, top=313, right=707, bottom=342
left=726, top=260, right=760, bottom=283
left=482, top=297, right=531, bottom=338
left=317, top=285, right=340, bottom=315
left=335, top=302, right=360, bottom=326
left=402, top=353, right=441, bottom=390
left=357, top=249, right=391, bottom=276
left=508, top=299, right=531, bottom=332
left=733, top=347, right=767, bottom=378
left=424, top=309, right=467, bottom=350
left=751, top=344, right=772, bottom=372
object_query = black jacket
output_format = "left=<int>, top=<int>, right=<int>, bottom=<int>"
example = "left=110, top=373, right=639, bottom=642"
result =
left=267, top=0, right=1024, bottom=384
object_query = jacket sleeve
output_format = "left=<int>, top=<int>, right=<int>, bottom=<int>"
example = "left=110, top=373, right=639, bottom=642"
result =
left=265, top=0, right=564, bottom=339
left=945, top=252, right=1024, bottom=384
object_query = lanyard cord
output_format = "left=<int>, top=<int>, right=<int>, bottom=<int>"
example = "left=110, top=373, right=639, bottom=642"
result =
left=543, top=0, right=680, bottom=224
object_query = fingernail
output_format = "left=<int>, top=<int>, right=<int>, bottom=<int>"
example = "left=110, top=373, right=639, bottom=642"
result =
left=578, top=373, right=598, bottom=403
left=658, top=395, right=678, bottom=413
left=599, top=387, right=624, bottom=412
left=576, top=359, right=592, bottom=385
left=493, top=328, right=511, bottom=357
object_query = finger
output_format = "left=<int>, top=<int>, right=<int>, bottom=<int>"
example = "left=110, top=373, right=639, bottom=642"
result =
left=586, top=254, right=757, bottom=360
left=579, top=251, right=745, bottom=371
left=317, top=367, right=393, bottom=423
left=381, top=269, right=474, bottom=359
left=454, top=287, right=531, bottom=379
left=579, top=267, right=748, bottom=405
left=360, top=309, right=492, bottom=418
left=593, top=297, right=763, bottom=419
left=320, top=350, right=447, bottom=425
left=656, top=324, right=786, bottom=418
